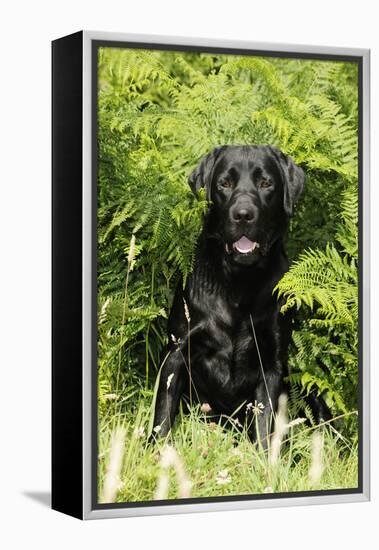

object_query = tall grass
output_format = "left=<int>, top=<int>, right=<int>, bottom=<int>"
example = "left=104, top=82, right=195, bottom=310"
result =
left=98, top=399, right=358, bottom=503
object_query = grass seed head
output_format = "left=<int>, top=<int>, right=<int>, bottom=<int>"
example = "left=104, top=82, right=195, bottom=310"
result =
left=183, top=298, right=191, bottom=322
left=100, top=426, right=126, bottom=503
left=154, top=445, right=192, bottom=499
left=269, top=393, right=289, bottom=466
left=309, top=430, right=325, bottom=486
left=128, top=234, right=136, bottom=268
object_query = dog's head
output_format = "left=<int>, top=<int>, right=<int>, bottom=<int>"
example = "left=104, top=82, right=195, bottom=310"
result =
left=189, top=145, right=305, bottom=266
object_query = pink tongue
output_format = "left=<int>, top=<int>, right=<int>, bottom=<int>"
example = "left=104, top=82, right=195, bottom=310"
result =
left=234, top=236, right=255, bottom=253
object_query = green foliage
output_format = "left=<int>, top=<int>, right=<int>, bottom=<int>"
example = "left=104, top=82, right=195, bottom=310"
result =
left=276, top=183, right=358, bottom=421
left=97, top=47, right=359, bottom=432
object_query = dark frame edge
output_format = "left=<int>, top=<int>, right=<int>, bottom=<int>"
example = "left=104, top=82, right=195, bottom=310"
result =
left=52, top=30, right=84, bottom=520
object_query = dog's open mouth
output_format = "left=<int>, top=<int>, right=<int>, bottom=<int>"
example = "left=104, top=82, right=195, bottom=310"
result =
left=226, top=236, right=260, bottom=255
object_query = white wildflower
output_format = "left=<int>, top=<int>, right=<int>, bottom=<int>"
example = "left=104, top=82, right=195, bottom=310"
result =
left=246, top=401, right=265, bottom=415
left=171, top=334, right=181, bottom=351
left=200, top=403, right=212, bottom=413
left=216, top=469, right=232, bottom=485
left=133, top=426, right=145, bottom=438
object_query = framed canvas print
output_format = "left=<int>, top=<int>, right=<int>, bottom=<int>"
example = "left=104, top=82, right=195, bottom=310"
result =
left=52, top=31, right=370, bottom=519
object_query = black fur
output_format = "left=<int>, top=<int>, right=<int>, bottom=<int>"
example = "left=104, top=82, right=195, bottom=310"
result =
left=152, top=145, right=330, bottom=446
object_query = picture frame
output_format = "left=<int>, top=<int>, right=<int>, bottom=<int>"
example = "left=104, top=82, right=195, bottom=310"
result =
left=52, top=30, right=370, bottom=520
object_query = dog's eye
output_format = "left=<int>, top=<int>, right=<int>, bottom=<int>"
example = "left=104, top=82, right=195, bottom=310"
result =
left=259, top=179, right=272, bottom=189
left=221, top=180, right=233, bottom=189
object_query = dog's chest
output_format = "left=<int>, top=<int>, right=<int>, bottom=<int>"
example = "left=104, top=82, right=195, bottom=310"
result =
left=215, top=310, right=267, bottom=381
left=194, top=314, right=264, bottom=408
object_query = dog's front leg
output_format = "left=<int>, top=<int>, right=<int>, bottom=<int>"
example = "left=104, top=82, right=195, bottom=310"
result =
left=151, top=350, right=186, bottom=439
left=250, top=372, right=282, bottom=450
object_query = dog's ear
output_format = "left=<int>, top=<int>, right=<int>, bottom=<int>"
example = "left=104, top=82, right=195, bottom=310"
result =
left=269, top=146, right=305, bottom=216
left=188, top=146, right=226, bottom=199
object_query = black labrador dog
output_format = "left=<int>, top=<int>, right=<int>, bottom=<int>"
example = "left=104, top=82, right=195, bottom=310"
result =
left=152, top=145, right=330, bottom=446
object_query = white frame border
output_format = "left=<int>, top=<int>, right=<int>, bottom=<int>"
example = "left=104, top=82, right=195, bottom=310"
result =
left=82, top=30, right=370, bottom=520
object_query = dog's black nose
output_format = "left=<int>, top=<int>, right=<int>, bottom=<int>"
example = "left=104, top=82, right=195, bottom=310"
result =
left=230, top=205, right=256, bottom=223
